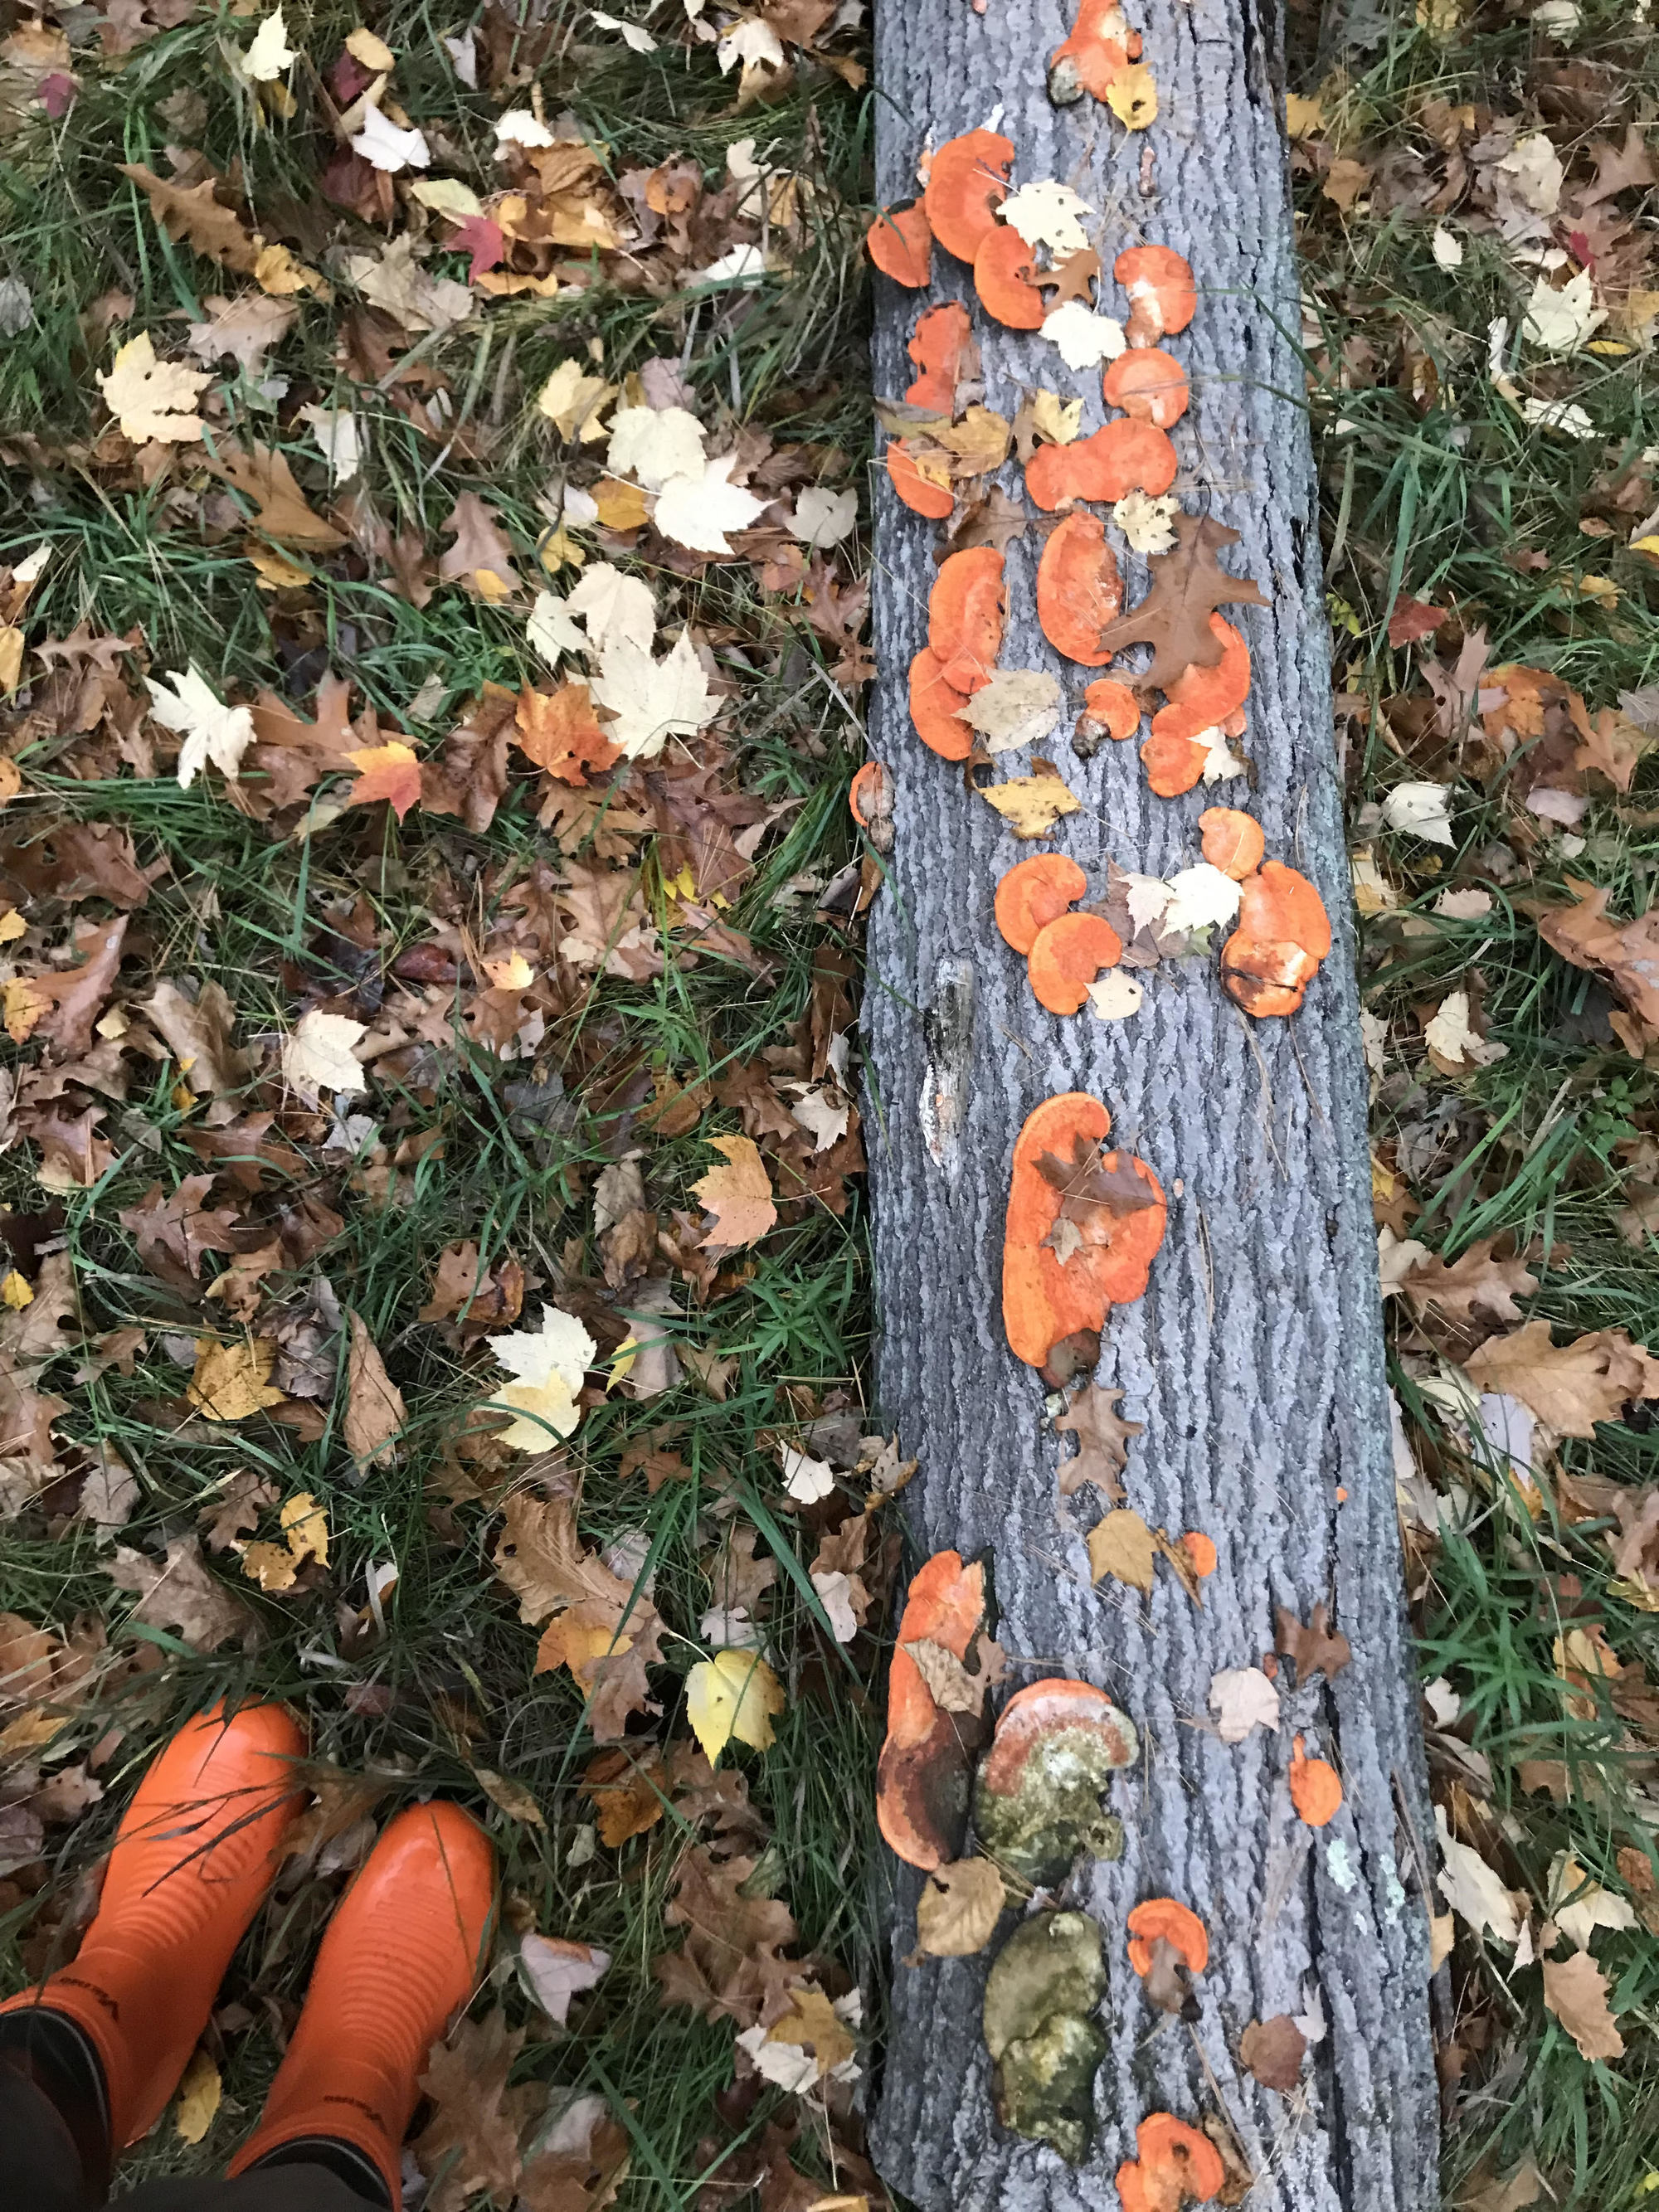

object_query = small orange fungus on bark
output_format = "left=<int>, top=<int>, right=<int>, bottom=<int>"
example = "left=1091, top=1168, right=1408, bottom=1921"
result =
left=1289, top=1732, right=1343, bottom=1827
left=908, top=648, right=975, bottom=762
left=1115, top=244, right=1197, bottom=344
left=923, top=130, right=1014, bottom=262
left=1220, top=860, right=1332, bottom=1018
left=1180, top=1530, right=1219, bottom=1578
left=886, top=440, right=954, bottom=519
left=1026, top=419, right=1176, bottom=510
left=876, top=1550, right=989, bottom=1869
left=1198, top=808, right=1264, bottom=880
left=1028, top=912, right=1123, bottom=1015
left=974, top=225, right=1048, bottom=330
left=866, top=202, right=932, bottom=288
left=995, top=854, right=1087, bottom=954
left=1002, top=1092, right=1165, bottom=1369
left=1139, top=729, right=1210, bottom=800
left=928, top=547, right=1006, bottom=694
left=1116, top=2113, right=1225, bottom=2212
left=1078, top=678, right=1141, bottom=742
left=1151, top=617, right=1252, bottom=741
left=905, top=300, right=975, bottom=411
left=1048, top=0, right=1144, bottom=108
left=1037, top=511, right=1123, bottom=665
left=1102, top=347, right=1190, bottom=429
left=1126, top=1898, right=1209, bottom=1978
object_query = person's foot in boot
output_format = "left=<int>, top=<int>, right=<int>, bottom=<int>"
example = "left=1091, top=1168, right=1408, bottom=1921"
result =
left=0, top=1699, right=307, bottom=2197
left=228, top=1801, right=496, bottom=2210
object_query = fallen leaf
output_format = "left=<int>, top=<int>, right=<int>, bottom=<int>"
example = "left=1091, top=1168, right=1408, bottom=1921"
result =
left=345, top=741, right=422, bottom=820
left=1466, top=1320, right=1659, bottom=1437
left=1435, top=1803, right=1520, bottom=1947
left=281, top=1009, right=368, bottom=1100
left=352, top=104, right=431, bottom=173
left=1040, top=300, right=1126, bottom=370
left=1543, top=1947, right=1624, bottom=2060
left=1105, top=61, right=1157, bottom=129
left=536, top=359, right=616, bottom=441
left=344, top=1311, right=406, bottom=1471
left=515, top=683, right=621, bottom=786
left=1380, top=780, right=1456, bottom=847
left=693, top=1135, right=776, bottom=1252
left=1087, top=1506, right=1155, bottom=1595
left=1001, top=178, right=1093, bottom=255
left=588, top=630, right=718, bottom=760
left=439, top=493, right=521, bottom=599
left=1208, top=1665, right=1281, bottom=1743
left=1240, top=2015, right=1306, bottom=2092
left=483, top=1307, right=598, bottom=1446
left=1054, top=1383, right=1142, bottom=1503
left=1274, top=1602, right=1352, bottom=1683
left=106, top=1535, right=255, bottom=1651
left=173, top=2047, right=221, bottom=2144
left=1113, top=489, right=1178, bottom=555
left=415, top=2010, right=538, bottom=2208
left=187, top=1338, right=285, bottom=1422
left=519, top=1933, right=611, bottom=2025
left=955, top=669, right=1063, bottom=753
left=980, top=761, right=1082, bottom=839
left=1096, top=513, right=1269, bottom=693
left=146, top=668, right=255, bottom=789
left=1548, top=1851, right=1638, bottom=1950
left=96, top=333, right=209, bottom=442
left=685, top=1648, right=786, bottom=1763
left=606, top=405, right=707, bottom=491
left=654, top=454, right=768, bottom=556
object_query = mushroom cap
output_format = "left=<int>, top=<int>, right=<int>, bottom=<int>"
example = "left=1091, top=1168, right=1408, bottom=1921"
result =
left=1117, top=2114, right=1226, bottom=2210
left=849, top=759, right=892, bottom=830
left=1126, top=1897, right=1209, bottom=1976
left=1180, top=1529, right=1219, bottom=1578
left=1198, top=807, right=1265, bottom=881
left=975, top=1680, right=1138, bottom=1885
left=876, top=1551, right=987, bottom=1869
left=924, top=129, right=1014, bottom=263
left=1115, top=244, right=1198, bottom=342
left=1153, top=617, right=1252, bottom=739
left=1037, top=511, right=1124, bottom=666
left=1026, top=419, right=1177, bottom=510
left=1139, top=727, right=1210, bottom=799
left=906, top=299, right=974, bottom=411
left=1028, top=912, right=1123, bottom=1015
left=1102, top=346, right=1190, bottom=430
left=995, top=853, right=1088, bottom=954
left=866, top=202, right=933, bottom=289
left=980, top=1679, right=1137, bottom=1793
left=1289, top=1732, right=1343, bottom=1827
left=1003, top=1092, right=1167, bottom=1367
left=928, top=546, right=1006, bottom=694
left=886, top=439, right=955, bottom=519
left=1220, top=861, right=1332, bottom=1018
left=1048, top=0, right=1141, bottom=105
left=974, top=224, right=1048, bottom=330
left=1080, top=677, right=1141, bottom=741
left=909, top=647, right=974, bottom=761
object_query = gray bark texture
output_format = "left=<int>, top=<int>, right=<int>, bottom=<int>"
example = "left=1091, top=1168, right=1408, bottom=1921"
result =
left=861, top=2, right=1440, bottom=2207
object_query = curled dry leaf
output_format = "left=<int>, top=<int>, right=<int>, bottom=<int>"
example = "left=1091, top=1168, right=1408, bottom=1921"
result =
left=1274, top=1602, right=1352, bottom=1684
left=911, top=1856, right=1007, bottom=1958
left=1240, top=2013, right=1307, bottom=2092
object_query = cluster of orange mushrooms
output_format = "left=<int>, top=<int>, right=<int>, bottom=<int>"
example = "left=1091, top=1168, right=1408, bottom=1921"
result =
left=859, top=48, right=1347, bottom=2197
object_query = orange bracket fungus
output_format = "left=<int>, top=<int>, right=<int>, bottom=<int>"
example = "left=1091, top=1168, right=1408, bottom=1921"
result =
left=1028, top=912, right=1123, bottom=1015
left=886, top=440, right=955, bottom=520
left=1048, top=0, right=1143, bottom=108
left=866, top=202, right=932, bottom=289
left=849, top=761, right=894, bottom=853
left=974, top=225, right=1048, bottom=331
left=1289, top=1733, right=1343, bottom=1827
left=973, top=1679, right=1137, bottom=1884
left=1115, top=243, right=1197, bottom=344
left=1116, top=2113, right=1225, bottom=2212
left=905, top=299, right=975, bottom=411
left=1076, top=677, right=1141, bottom=752
left=1102, top=347, right=1190, bottom=430
left=923, top=129, right=1014, bottom=262
left=1025, top=419, right=1177, bottom=511
left=1220, top=860, right=1332, bottom=1018
left=1151, top=617, right=1252, bottom=740
left=1037, top=512, right=1123, bottom=665
left=876, top=1551, right=990, bottom=1868
left=1126, top=1897, right=1208, bottom=2013
left=995, top=854, right=1087, bottom=954
left=1198, top=807, right=1264, bottom=881
left=928, top=547, right=1006, bottom=694
left=1002, top=1092, right=1166, bottom=1374
left=908, top=648, right=974, bottom=761
left=982, top=1910, right=1107, bottom=2164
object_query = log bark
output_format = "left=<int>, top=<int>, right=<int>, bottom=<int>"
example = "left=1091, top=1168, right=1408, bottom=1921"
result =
left=862, top=2, right=1439, bottom=2206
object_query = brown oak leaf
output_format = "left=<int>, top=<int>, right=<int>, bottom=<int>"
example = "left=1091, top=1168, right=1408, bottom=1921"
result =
left=1095, top=512, right=1271, bottom=693
left=1054, top=1383, right=1143, bottom=1504
left=1274, top=1602, right=1352, bottom=1684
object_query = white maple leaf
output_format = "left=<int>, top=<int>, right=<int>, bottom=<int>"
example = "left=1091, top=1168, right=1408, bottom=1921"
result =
left=484, top=1306, right=599, bottom=1446
left=589, top=630, right=717, bottom=759
left=527, top=590, right=587, bottom=666
left=716, top=15, right=786, bottom=71
left=1380, top=780, right=1456, bottom=847
left=606, top=405, right=706, bottom=491
left=567, top=562, right=657, bottom=654
left=590, top=8, right=657, bottom=47
left=494, top=109, right=554, bottom=150
left=1001, top=178, right=1093, bottom=256
left=1040, top=300, right=1126, bottom=369
left=281, top=1009, right=368, bottom=1099
left=654, top=454, right=767, bottom=555
left=1113, top=489, right=1178, bottom=555
left=1522, top=268, right=1604, bottom=355
left=781, top=1446, right=835, bottom=1503
left=791, top=486, right=859, bottom=548
left=1208, top=1665, right=1281, bottom=1744
left=350, top=105, right=431, bottom=173
left=146, top=668, right=255, bottom=789
left=1162, top=863, right=1242, bottom=936
left=244, top=4, right=295, bottom=80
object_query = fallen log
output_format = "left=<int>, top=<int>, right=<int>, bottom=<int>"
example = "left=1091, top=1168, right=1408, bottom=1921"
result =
left=860, top=2, right=1440, bottom=2205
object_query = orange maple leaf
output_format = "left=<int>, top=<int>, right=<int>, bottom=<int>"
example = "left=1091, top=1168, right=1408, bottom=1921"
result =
left=345, top=741, right=423, bottom=821
left=514, top=682, right=622, bottom=788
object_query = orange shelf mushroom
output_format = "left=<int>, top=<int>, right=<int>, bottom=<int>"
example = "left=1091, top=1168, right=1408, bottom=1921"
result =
left=1028, top=913, right=1122, bottom=1015
left=1289, top=1733, right=1343, bottom=1827
left=972, top=1679, right=1137, bottom=1882
left=1102, top=347, right=1190, bottom=430
left=975, top=225, right=1048, bottom=330
left=1126, top=1898, right=1208, bottom=1979
left=1002, top=1091, right=1166, bottom=1373
left=909, top=647, right=974, bottom=761
left=866, top=202, right=932, bottom=289
left=1220, top=860, right=1332, bottom=1018
left=1026, top=420, right=1177, bottom=510
left=1151, top=617, right=1251, bottom=741
left=886, top=440, right=954, bottom=519
left=1036, top=513, right=1123, bottom=665
left=1078, top=678, right=1141, bottom=744
left=1139, top=729, right=1210, bottom=800
left=995, top=854, right=1087, bottom=954
left=1181, top=1529, right=1219, bottom=1579
left=1116, top=244, right=1197, bottom=345
left=876, top=1551, right=989, bottom=1869
left=1048, top=0, right=1143, bottom=107
left=905, top=300, right=974, bottom=411
left=928, top=547, right=1005, bottom=694
left=924, top=129, right=1014, bottom=262
left=849, top=761, right=893, bottom=852
left=1198, top=807, right=1264, bottom=881
left=1116, top=2114, right=1224, bottom=2212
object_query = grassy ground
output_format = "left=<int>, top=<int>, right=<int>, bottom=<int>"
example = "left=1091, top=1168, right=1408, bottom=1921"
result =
left=4, top=0, right=1659, bottom=2203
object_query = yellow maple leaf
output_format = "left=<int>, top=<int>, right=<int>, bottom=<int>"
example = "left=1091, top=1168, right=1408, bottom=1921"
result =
left=1106, top=63, right=1158, bottom=131
left=1, top=1270, right=33, bottom=1310
left=281, top=1490, right=328, bottom=1567
left=978, top=768, right=1082, bottom=839
left=95, top=333, right=210, bottom=444
left=174, top=2048, right=221, bottom=2144
left=685, top=1649, right=786, bottom=1763
left=187, top=1337, right=285, bottom=1422
left=692, top=1134, right=777, bottom=1252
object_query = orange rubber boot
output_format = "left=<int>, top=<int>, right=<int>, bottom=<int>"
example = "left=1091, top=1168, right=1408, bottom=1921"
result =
left=0, top=1699, right=305, bottom=2146
left=228, top=1802, right=496, bottom=2207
